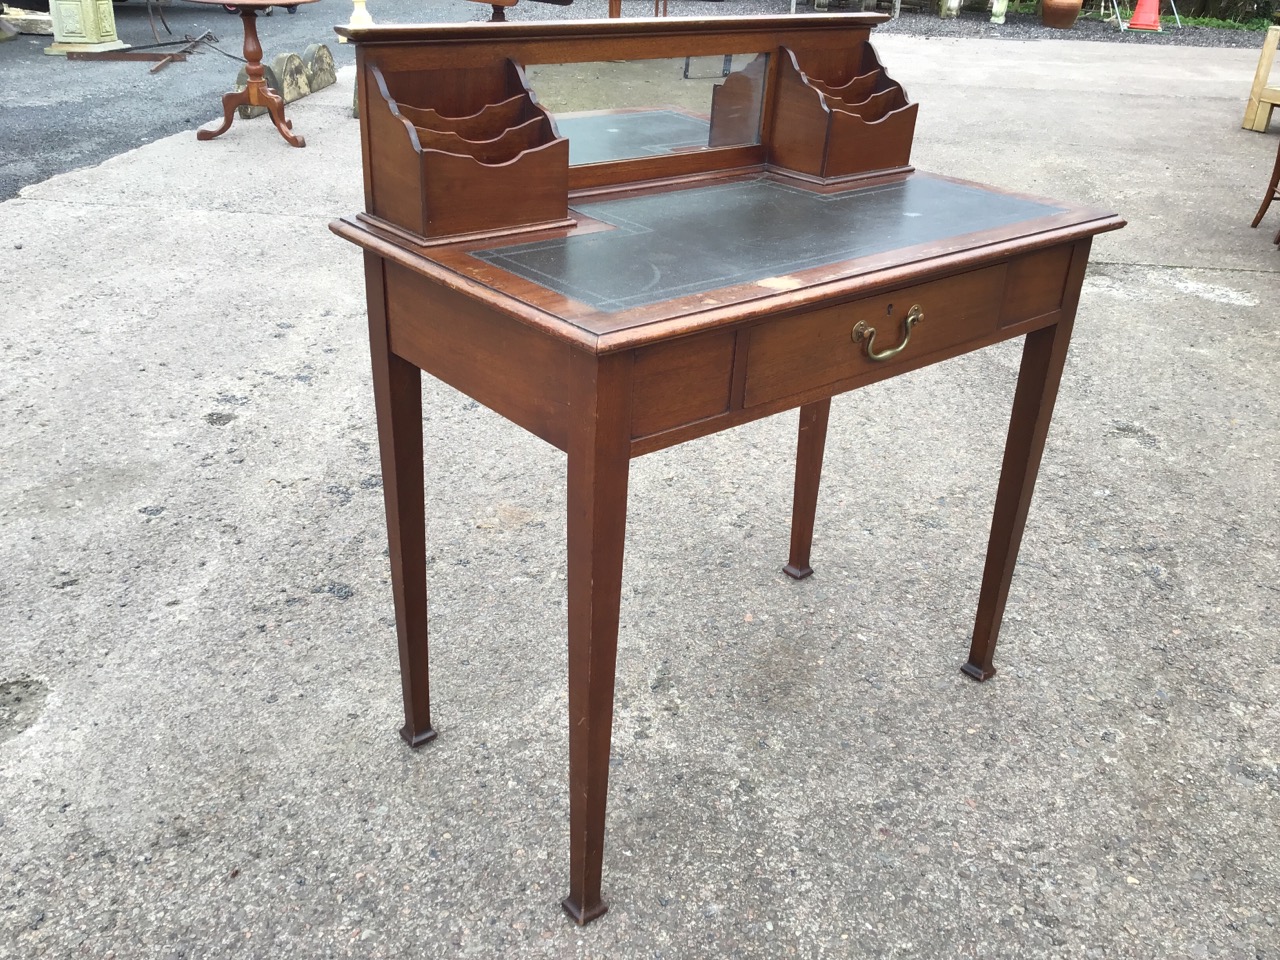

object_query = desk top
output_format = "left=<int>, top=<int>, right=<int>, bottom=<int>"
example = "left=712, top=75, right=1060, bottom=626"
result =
left=472, top=176, right=1062, bottom=312
left=333, top=171, right=1123, bottom=352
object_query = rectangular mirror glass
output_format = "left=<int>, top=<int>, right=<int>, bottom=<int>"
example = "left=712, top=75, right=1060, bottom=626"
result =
left=524, top=54, right=769, bottom=166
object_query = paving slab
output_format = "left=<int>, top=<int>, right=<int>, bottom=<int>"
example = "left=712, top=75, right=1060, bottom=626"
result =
left=1, top=34, right=1278, bottom=960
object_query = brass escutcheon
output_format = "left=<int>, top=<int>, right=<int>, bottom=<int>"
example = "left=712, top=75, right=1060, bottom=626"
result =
left=852, top=304, right=924, bottom=361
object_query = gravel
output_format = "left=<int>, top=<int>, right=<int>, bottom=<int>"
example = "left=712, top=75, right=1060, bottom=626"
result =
left=875, top=7, right=1272, bottom=47
left=495, top=0, right=1271, bottom=49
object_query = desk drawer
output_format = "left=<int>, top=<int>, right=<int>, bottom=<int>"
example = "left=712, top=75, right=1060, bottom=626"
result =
left=743, top=264, right=1006, bottom=407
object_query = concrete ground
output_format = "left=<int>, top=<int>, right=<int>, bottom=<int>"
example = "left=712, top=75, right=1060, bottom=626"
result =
left=2, top=29, right=1279, bottom=960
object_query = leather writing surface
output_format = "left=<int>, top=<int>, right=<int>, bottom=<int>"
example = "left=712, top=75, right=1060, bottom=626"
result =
left=471, top=177, right=1064, bottom=312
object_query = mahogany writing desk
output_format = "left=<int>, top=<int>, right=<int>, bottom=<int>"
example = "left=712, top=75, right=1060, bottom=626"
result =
left=332, top=14, right=1124, bottom=925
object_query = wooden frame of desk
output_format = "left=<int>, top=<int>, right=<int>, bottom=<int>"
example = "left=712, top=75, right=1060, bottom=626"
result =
left=333, top=15, right=1124, bottom=926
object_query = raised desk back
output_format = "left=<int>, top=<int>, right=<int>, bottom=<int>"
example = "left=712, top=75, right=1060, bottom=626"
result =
left=340, top=15, right=917, bottom=242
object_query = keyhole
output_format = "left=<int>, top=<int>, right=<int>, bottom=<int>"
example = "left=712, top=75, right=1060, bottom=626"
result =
left=886, top=303, right=893, bottom=316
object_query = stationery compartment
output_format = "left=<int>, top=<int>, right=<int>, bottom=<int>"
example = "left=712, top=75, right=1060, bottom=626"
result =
left=769, top=43, right=918, bottom=181
left=362, top=62, right=571, bottom=240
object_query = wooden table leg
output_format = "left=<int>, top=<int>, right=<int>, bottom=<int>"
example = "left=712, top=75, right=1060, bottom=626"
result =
left=261, top=87, right=305, bottom=149
left=1250, top=139, right=1280, bottom=229
left=196, top=88, right=250, bottom=143
left=365, top=254, right=437, bottom=747
left=783, top=398, right=831, bottom=580
left=963, top=239, right=1092, bottom=681
left=195, top=8, right=305, bottom=148
left=562, top=350, right=632, bottom=926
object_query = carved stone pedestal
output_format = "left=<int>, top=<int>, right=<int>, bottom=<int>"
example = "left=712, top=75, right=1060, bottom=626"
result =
left=45, top=0, right=127, bottom=55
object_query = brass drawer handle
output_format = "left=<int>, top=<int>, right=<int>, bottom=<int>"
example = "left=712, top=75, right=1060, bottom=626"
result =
left=852, top=304, right=924, bottom=361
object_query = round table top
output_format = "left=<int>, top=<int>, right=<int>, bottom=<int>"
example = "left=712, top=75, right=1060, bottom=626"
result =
left=184, top=0, right=319, bottom=7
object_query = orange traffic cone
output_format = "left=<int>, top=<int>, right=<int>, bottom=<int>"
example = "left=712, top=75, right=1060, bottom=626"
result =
left=1127, top=0, right=1162, bottom=31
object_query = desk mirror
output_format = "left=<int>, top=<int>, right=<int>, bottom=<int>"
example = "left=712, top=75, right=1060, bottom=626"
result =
left=524, top=54, right=769, bottom=165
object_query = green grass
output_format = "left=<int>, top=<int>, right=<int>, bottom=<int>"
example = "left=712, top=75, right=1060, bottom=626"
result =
left=1078, top=7, right=1272, bottom=28
left=1162, top=14, right=1272, bottom=27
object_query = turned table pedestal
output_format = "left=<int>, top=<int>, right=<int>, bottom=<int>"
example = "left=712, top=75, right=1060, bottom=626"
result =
left=192, top=0, right=318, bottom=148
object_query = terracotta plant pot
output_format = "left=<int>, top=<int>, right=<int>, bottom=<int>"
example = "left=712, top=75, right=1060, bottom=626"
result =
left=1041, top=0, right=1082, bottom=28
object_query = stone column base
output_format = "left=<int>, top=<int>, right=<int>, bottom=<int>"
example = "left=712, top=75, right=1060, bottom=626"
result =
left=45, top=37, right=129, bottom=55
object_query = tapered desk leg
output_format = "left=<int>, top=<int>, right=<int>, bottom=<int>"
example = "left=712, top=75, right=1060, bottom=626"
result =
left=783, top=398, right=831, bottom=581
left=561, top=350, right=632, bottom=926
left=964, top=240, right=1091, bottom=682
left=365, top=253, right=436, bottom=747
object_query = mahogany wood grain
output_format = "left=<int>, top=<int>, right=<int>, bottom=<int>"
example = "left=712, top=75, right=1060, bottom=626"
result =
left=963, top=238, right=1093, bottom=681
left=364, top=252, right=437, bottom=747
left=419, top=139, right=569, bottom=237
left=822, top=100, right=916, bottom=178
left=381, top=64, right=517, bottom=119
left=415, top=116, right=551, bottom=165
left=562, top=349, right=633, bottom=925
left=566, top=145, right=765, bottom=192
left=365, top=66, right=431, bottom=235
left=743, top=265, right=1006, bottom=408
left=836, top=88, right=906, bottom=122
left=1251, top=134, right=1280, bottom=240
left=397, top=93, right=531, bottom=137
left=783, top=398, right=831, bottom=580
left=366, top=61, right=572, bottom=238
left=824, top=86, right=902, bottom=120
left=791, top=42, right=876, bottom=88
left=348, top=17, right=893, bottom=202
left=999, top=244, right=1073, bottom=326
left=810, top=69, right=880, bottom=103
left=357, top=49, right=376, bottom=214
left=768, top=48, right=916, bottom=180
left=767, top=48, right=836, bottom=179
left=630, top=331, right=736, bottom=440
left=629, top=300, right=1072, bottom=459
left=339, top=15, right=887, bottom=48
left=384, top=261, right=572, bottom=450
